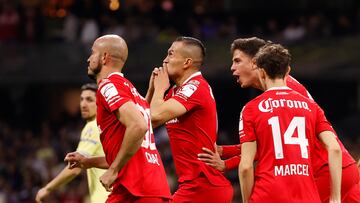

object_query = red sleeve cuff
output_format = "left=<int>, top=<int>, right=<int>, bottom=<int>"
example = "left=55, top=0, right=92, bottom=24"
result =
left=222, top=144, right=241, bottom=159
left=224, top=156, right=241, bottom=171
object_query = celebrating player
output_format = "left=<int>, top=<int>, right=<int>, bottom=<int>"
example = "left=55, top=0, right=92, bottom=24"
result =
left=198, top=37, right=360, bottom=202
left=147, top=36, right=233, bottom=203
left=239, top=43, right=342, bottom=203
left=65, top=35, right=171, bottom=203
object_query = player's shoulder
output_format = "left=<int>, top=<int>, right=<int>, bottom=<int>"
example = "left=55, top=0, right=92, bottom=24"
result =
left=82, top=120, right=99, bottom=137
left=243, top=95, right=263, bottom=114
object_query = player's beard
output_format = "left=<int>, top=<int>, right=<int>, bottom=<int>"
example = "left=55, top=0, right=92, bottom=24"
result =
left=87, top=62, right=102, bottom=81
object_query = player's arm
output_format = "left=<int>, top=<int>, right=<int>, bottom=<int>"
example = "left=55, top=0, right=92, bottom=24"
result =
left=239, top=141, right=257, bottom=203
left=100, top=101, right=148, bottom=191
left=150, top=67, right=187, bottom=128
left=65, top=152, right=109, bottom=169
left=318, top=131, right=342, bottom=203
left=221, top=144, right=241, bottom=158
left=35, top=164, right=81, bottom=203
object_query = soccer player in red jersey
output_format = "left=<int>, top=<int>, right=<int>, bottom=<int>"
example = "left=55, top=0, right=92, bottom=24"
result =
left=64, top=35, right=171, bottom=203
left=146, top=37, right=233, bottom=203
left=198, top=37, right=360, bottom=203
left=239, top=43, right=342, bottom=203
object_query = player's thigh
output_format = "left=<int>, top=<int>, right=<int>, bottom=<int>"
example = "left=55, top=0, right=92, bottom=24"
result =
left=316, top=163, right=360, bottom=203
left=134, top=197, right=170, bottom=203
left=172, top=177, right=233, bottom=203
left=342, top=164, right=360, bottom=203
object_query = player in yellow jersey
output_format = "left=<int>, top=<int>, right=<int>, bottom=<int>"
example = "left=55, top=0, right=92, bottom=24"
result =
left=35, top=83, right=109, bottom=203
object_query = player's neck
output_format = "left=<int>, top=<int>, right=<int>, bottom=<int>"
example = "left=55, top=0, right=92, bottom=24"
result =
left=97, top=66, right=123, bottom=83
left=175, top=69, right=199, bottom=86
left=264, top=78, right=286, bottom=91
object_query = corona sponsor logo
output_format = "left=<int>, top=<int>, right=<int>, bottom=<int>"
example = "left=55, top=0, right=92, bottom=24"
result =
left=258, top=98, right=310, bottom=113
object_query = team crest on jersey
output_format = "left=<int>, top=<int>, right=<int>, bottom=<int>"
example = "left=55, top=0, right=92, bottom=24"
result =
left=84, top=128, right=93, bottom=137
left=176, top=80, right=199, bottom=99
left=100, top=83, right=121, bottom=104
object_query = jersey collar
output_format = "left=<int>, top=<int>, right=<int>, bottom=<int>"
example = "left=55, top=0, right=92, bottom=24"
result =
left=108, top=72, right=124, bottom=78
left=181, top=71, right=202, bottom=85
left=266, top=86, right=291, bottom=92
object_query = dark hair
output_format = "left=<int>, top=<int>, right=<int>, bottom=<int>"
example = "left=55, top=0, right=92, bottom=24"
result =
left=253, top=43, right=291, bottom=79
left=81, top=83, right=97, bottom=92
left=175, top=36, right=206, bottom=65
left=230, top=37, right=270, bottom=57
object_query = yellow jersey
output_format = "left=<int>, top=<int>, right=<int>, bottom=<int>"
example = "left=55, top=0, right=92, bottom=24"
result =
left=76, top=119, right=109, bottom=203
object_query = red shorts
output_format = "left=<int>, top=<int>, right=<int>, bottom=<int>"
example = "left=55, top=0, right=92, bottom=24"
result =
left=106, top=184, right=170, bottom=203
left=315, top=163, right=360, bottom=203
left=172, top=175, right=233, bottom=203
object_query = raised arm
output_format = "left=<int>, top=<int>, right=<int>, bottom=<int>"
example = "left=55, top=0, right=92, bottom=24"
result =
left=150, top=67, right=187, bottom=128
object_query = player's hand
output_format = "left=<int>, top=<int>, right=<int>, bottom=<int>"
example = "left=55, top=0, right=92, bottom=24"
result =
left=148, top=67, right=160, bottom=92
left=197, top=143, right=226, bottom=172
left=35, top=187, right=50, bottom=203
left=64, top=152, right=88, bottom=169
left=99, top=168, right=118, bottom=192
left=153, top=66, right=170, bottom=92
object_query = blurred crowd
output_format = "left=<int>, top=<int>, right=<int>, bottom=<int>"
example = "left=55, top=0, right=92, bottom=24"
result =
left=1, top=0, right=360, bottom=202
left=0, top=0, right=360, bottom=45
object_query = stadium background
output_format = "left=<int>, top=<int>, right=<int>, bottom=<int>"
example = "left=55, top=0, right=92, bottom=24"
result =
left=0, top=0, right=359, bottom=202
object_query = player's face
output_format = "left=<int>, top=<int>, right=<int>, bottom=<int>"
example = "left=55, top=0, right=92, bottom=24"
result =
left=80, top=90, right=96, bottom=121
left=230, top=49, right=260, bottom=89
left=163, top=41, right=186, bottom=80
left=87, top=44, right=102, bottom=80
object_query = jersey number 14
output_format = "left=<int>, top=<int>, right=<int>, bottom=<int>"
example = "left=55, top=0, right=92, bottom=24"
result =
left=268, top=116, right=309, bottom=159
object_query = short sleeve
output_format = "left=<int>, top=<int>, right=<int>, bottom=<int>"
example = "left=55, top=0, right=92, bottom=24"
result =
left=315, top=104, right=334, bottom=135
left=171, top=80, right=202, bottom=111
left=99, top=81, right=132, bottom=112
left=239, top=105, right=257, bottom=143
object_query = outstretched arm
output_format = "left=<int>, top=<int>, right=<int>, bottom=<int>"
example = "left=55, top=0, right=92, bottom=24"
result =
left=65, top=152, right=109, bottom=169
left=35, top=163, right=81, bottom=203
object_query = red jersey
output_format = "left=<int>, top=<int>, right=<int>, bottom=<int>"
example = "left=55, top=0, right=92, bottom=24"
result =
left=286, top=75, right=355, bottom=175
left=240, top=86, right=333, bottom=203
left=165, top=72, right=230, bottom=186
left=223, top=75, right=355, bottom=173
left=96, top=72, right=171, bottom=198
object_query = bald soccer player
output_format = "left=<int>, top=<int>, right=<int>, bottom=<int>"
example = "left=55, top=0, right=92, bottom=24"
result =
left=65, top=35, right=171, bottom=203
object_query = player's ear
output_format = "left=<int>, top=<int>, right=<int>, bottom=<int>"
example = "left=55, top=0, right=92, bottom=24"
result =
left=102, top=52, right=111, bottom=65
left=183, top=58, right=192, bottom=69
left=286, top=66, right=291, bottom=76
left=259, top=68, right=266, bottom=80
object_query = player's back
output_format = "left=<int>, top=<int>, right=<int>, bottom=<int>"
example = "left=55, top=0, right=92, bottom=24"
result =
left=240, top=87, right=323, bottom=203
